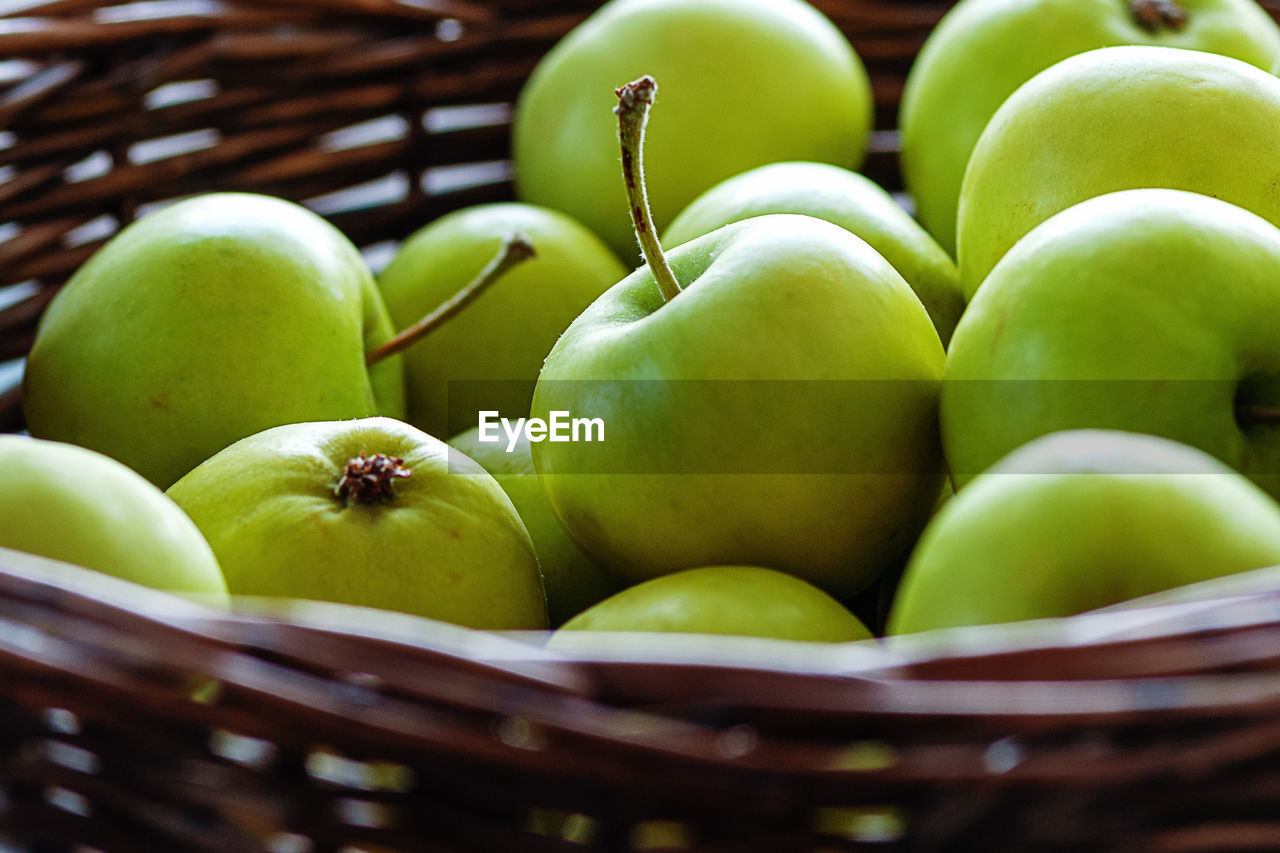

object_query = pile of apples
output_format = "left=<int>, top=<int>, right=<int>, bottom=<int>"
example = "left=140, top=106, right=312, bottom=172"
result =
left=6, top=0, right=1280, bottom=643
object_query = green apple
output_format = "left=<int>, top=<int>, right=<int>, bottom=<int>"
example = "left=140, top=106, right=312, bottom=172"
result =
left=513, top=0, right=873, bottom=261
left=167, top=417, right=546, bottom=629
left=532, top=210, right=945, bottom=596
left=377, top=203, right=626, bottom=439
left=530, top=78, right=943, bottom=598
left=23, top=193, right=405, bottom=488
left=662, top=162, right=963, bottom=345
left=944, top=189, right=1280, bottom=499
left=889, top=430, right=1280, bottom=634
left=957, top=45, right=1280, bottom=298
left=448, top=426, right=621, bottom=627
left=556, top=566, right=871, bottom=641
left=900, top=0, right=1280, bottom=257
left=0, top=435, right=227, bottom=601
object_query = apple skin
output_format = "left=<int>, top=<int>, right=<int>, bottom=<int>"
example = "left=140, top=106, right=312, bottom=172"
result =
left=167, top=417, right=547, bottom=630
left=0, top=435, right=227, bottom=602
left=662, top=162, right=963, bottom=345
left=531, top=214, right=945, bottom=598
left=957, top=45, right=1280, bottom=299
left=900, top=0, right=1280, bottom=258
left=943, top=189, right=1280, bottom=499
left=512, top=0, right=873, bottom=261
left=888, top=430, right=1280, bottom=635
left=23, top=193, right=405, bottom=488
left=555, top=566, right=872, bottom=642
left=377, top=203, right=626, bottom=439
left=448, top=426, right=622, bottom=627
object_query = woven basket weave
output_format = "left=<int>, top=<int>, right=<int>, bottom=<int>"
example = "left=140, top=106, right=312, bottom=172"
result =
left=5, top=1, right=1280, bottom=850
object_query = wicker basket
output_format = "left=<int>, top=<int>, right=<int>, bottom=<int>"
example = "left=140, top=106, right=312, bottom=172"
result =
left=5, top=1, right=1280, bottom=850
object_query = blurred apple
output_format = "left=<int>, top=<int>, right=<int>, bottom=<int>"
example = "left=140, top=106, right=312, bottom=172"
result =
left=513, top=0, right=873, bottom=260
left=958, top=46, right=1280, bottom=298
left=901, top=0, right=1280, bottom=257
left=556, top=566, right=871, bottom=641
left=662, top=162, right=962, bottom=344
left=449, top=426, right=621, bottom=627
left=889, top=430, right=1280, bottom=634
left=378, top=203, right=625, bottom=439
left=0, top=435, right=227, bottom=601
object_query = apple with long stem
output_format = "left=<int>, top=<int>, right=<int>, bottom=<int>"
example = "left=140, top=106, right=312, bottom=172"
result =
left=23, top=193, right=535, bottom=488
left=530, top=77, right=944, bottom=597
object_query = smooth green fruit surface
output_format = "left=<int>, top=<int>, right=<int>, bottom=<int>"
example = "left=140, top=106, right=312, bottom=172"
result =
left=901, top=0, right=1280, bottom=257
left=379, top=204, right=626, bottom=438
left=449, top=427, right=621, bottom=627
left=168, top=417, right=546, bottom=629
left=0, top=435, right=227, bottom=601
left=889, top=430, right=1280, bottom=635
left=513, top=0, right=873, bottom=260
left=557, top=566, right=872, bottom=641
left=24, top=193, right=405, bottom=488
left=944, top=189, right=1280, bottom=498
left=662, top=162, right=963, bottom=344
left=958, top=45, right=1280, bottom=298
left=532, top=214, right=945, bottom=598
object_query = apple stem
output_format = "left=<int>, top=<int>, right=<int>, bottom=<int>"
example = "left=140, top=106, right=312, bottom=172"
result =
left=365, top=233, right=537, bottom=366
left=615, top=76, right=682, bottom=304
left=1239, top=404, right=1280, bottom=427
left=1129, top=0, right=1187, bottom=32
left=335, top=452, right=412, bottom=505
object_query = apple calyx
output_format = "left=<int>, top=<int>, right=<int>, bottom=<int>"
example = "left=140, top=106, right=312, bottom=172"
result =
left=615, top=75, right=682, bottom=304
left=1129, top=0, right=1187, bottom=33
left=335, top=452, right=412, bottom=505
left=366, top=233, right=537, bottom=366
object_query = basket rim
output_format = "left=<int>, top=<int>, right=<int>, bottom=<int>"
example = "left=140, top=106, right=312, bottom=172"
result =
left=6, top=544, right=1280, bottom=701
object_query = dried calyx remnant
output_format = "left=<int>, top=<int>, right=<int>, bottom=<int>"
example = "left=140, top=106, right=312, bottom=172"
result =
left=1129, top=0, right=1188, bottom=32
left=336, top=453, right=412, bottom=505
